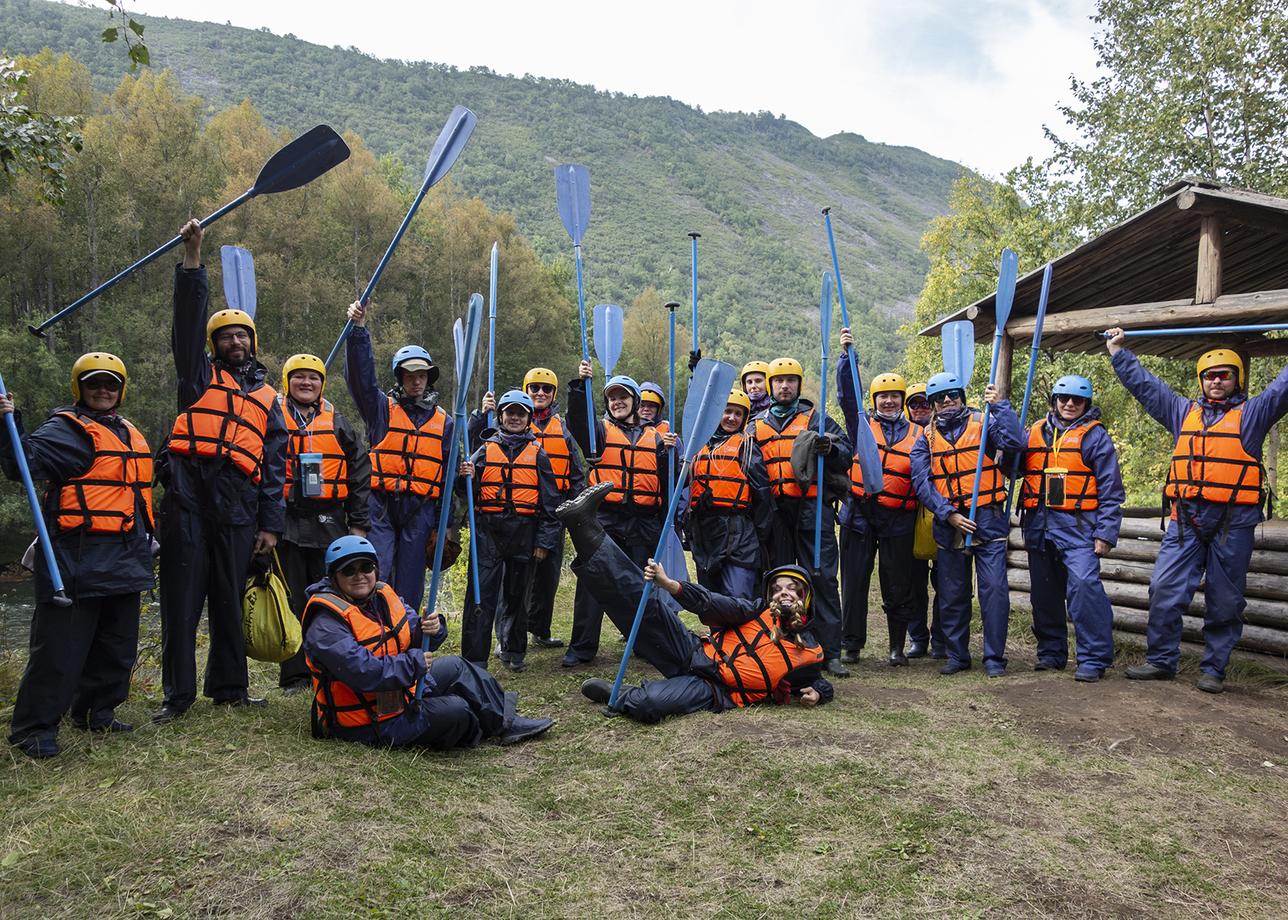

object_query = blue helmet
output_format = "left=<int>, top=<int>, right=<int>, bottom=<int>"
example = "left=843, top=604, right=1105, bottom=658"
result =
left=926, top=372, right=965, bottom=400
left=497, top=389, right=534, bottom=415
left=603, top=374, right=641, bottom=404
left=1051, top=374, right=1093, bottom=402
left=325, top=535, right=379, bottom=575
left=391, top=345, right=439, bottom=386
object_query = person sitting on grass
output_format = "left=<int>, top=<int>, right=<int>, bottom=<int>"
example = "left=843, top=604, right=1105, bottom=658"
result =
left=562, top=481, right=834, bottom=724
left=302, top=535, right=553, bottom=748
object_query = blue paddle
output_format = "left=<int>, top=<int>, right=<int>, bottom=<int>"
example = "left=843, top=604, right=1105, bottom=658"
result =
left=941, top=320, right=977, bottom=384
left=31, top=125, right=350, bottom=336
left=606, top=358, right=738, bottom=711
left=452, top=317, right=483, bottom=614
left=554, top=164, right=596, bottom=455
left=1104, top=322, right=1288, bottom=338
left=219, top=245, right=256, bottom=317
left=688, top=231, right=701, bottom=363
left=486, top=242, right=498, bottom=429
left=326, top=106, right=477, bottom=368
left=1006, top=262, right=1053, bottom=514
left=593, top=304, right=623, bottom=377
left=665, top=299, right=679, bottom=507
left=965, top=248, right=1018, bottom=548
left=814, top=271, right=833, bottom=571
left=0, top=370, right=71, bottom=606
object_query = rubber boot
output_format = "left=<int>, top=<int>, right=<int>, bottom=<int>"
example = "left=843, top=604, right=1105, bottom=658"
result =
left=556, top=481, right=613, bottom=558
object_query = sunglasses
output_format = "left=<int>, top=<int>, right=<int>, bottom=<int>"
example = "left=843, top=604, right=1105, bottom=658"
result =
left=1054, top=394, right=1086, bottom=403
left=1201, top=369, right=1234, bottom=382
left=527, top=383, right=556, bottom=394
left=81, top=376, right=122, bottom=392
left=337, top=560, right=376, bottom=578
left=929, top=391, right=961, bottom=405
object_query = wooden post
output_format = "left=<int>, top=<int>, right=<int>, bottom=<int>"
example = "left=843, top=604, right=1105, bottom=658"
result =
left=1196, top=215, right=1223, bottom=304
left=995, top=333, right=1014, bottom=400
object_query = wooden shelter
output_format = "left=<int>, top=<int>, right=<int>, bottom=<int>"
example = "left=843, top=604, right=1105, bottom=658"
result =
left=920, top=178, right=1288, bottom=663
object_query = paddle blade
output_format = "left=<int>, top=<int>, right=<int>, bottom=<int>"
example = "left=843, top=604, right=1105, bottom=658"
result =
left=453, top=294, right=485, bottom=415
left=994, top=247, right=1019, bottom=332
left=488, top=242, right=499, bottom=315
left=250, top=125, right=350, bottom=196
left=554, top=164, right=591, bottom=245
left=819, top=271, right=834, bottom=343
left=424, top=106, right=477, bottom=187
left=452, top=318, right=466, bottom=386
left=593, top=303, right=624, bottom=376
left=680, top=359, right=738, bottom=456
left=942, top=320, right=976, bottom=383
left=219, top=246, right=256, bottom=317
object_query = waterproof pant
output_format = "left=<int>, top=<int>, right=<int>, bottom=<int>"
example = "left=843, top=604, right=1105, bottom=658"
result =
left=839, top=527, right=875, bottom=651
left=908, top=558, right=937, bottom=651
left=525, top=530, right=565, bottom=641
left=1146, top=520, right=1254, bottom=680
left=159, top=504, right=255, bottom=709
left=568, top=509, right=661, bottom=662
left=461, top=520, right=536, bottom=667
left=937, top=535, right=1009, bottom=670
left=277, top=540, right=327, bottom=687
left=571, top=536, right=729, bottom=724
left=768, top=504, right=842, bottom=658
left=1026, top=536, right=1115, bottom=672
left=367, top=490, right=436, bottom=613
left=844, top=528, right=918, bottom=652
left=8, top=593, right=140, bottom=745
left=690, top=511, right=760, bottom=601
left=695, top=560, right=758, bottom=601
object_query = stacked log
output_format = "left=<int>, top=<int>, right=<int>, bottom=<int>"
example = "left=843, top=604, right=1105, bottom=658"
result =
left=1007, top=509, right=1288, bottom=658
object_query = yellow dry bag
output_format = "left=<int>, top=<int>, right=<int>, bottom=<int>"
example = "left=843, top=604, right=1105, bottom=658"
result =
left=243, top=550, right=301, bottom=662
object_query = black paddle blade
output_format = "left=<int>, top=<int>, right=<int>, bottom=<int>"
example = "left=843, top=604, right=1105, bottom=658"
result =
left=250, top=125, right=350, bottom=196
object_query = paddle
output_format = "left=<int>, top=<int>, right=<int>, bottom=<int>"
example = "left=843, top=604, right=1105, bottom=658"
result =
left=453, top=317, right=483, bottom=622
left=814, top=271, right=834, bottom=571
left=665, top=300, right=679, bottom=508
left=941, top=320, right=977, bottom=384
left=965, top=248, right=1019, bottom=548
left=606, top=357, right=738, bottom=711
left=1005, top=262, right=1053, bottom=514
left=421, top=293, right=483, bottom=687
left=821, top=207, right=882, bottom=494
left=219, top=246, right=257, bottom=317
left=593, top=303, right=624, bottom=377
left=554, top=163, right=596, bottom=455
left=31, top=125, right=350, bottom=337
left=325, top=106, right=477, bottom=367
left=486, top=241, right=499, bottom=429
left=688, top=232, right=701, bottom=364
left=1103, top=323, right=1288, bottom=338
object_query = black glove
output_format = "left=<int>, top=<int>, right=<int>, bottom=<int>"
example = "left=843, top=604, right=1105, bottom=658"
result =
left=688, top=349, right=702, bottom=372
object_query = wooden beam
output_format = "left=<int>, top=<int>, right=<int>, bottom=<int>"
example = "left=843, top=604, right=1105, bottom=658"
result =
left=1005, top=287, right=1288, bottom=338
left=1196, top=214, right=1224, bottom=303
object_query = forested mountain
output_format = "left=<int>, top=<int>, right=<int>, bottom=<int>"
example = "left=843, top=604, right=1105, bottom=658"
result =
left=0, top=0, right=965, bottom=376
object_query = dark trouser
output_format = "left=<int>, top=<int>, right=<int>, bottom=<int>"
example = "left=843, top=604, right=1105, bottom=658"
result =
left=908, top=559, right=939, bottom=651
left=278, top=540, right=327, bottom=687
left=159, top=504, right=256, bottom=709
left=841, top=529, right=919, bottom=652
left=1027, top=537, right=1115, bottom=672
left=568, top=509, right=661, bottom=661
left=571, top=535, right=728, bottom=724
left=525, top=531, right=565, bottom=640
left=367, top=491, right=436, bottom=613
left=696, top=562, right=758, bottom=601
left=768, top=505, right=842, bottom=658
left=461, top=521, right=535, bottom=666
left=691, top=512, right=761, bottom=601
left=1146, top=520, right=1254, bottom=680
left=840, top=528, right=875, bottom=651
left=937, top=536, right=1009, bottom=669
left=8, top=593, right=140, bottom=744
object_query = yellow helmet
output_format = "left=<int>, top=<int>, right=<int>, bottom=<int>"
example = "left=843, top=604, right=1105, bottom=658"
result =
left=768, top=357, right=805, bottom=384
left=904, top=382, right=929, bottom=418
left=870, top=372, right=907, bottom=407
left=206, top=309, right=257, bottom=355
left=1196, top=348, right=1244, bottom=390
left=523, top=367, right=559, bottom=396
left=282, top=353, right=327, bottom=394
left=727, top=388, right=752, bottom=413
left=70, top=352, right=128, bottom=405
left=741, top=360, right=771, bottom=385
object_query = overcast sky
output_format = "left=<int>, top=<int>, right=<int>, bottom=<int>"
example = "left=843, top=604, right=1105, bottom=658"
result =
left=112, top=0, right=1102, bottom=176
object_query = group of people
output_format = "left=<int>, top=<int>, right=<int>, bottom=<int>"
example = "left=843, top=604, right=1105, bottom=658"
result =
left=6, top=218, right=1288, bottom=758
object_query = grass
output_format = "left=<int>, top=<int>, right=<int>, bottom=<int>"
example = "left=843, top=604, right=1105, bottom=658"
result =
left=2, top=570, right=1287, bottom=919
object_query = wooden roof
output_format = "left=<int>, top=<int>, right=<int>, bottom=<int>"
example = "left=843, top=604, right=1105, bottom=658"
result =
left=919, top=179, right=1288, bottom=360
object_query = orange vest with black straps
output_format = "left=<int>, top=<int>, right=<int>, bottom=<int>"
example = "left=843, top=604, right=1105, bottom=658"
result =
left=926, top=414, right=1006, bottom=509
left=590, top=423, right=663, bottom=507
left=479, top=440, right=541, bottom=515
left=690, top=433, right=752, bottom=513
left=304, top=582, right=415, bottom=733
left=531, top=414, right=573, bottom=493
left=850, top=417, right=921, bottom=511
left=168, top=366, right=276, bottom=483
left=701, top=612, right=824, bottom=707
left=1165, top=404, right=1264, bottom=506
left=753, top=410, right=816, bottom=499
left=1021, top=419, right=1101, bottom=511
left=53, top=411, right=154, bottom=534
left=280, top=397, right=349, bottom=502
left=369, top=400, right=446, bottom=498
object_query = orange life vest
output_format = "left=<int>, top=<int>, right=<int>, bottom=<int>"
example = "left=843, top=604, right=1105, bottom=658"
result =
left=369, top=400, right=446, bottom=498
left=753, top=410, right=816, bottom=499
left=590, top=423, right=663, bottom=507
left=478, top=440, right=541, bottom=515
left=1165, top=404, right=1264, bottom=506
left=926, top=413, right=1006, bottom=509
left=53, top=411, right=154, bottom=534
left=168, top=366, right=276, bottom=483
left=850, top=417, right=921, bottom=511
left=531, top=414, right=573, bottom=493
left=304, top=582, right=415, bottom=733
left=1021, top=419, right=1101, bottom=511
left=690, top=433, right=752, bottom=513
left=701, top=611, right=824, bottom=707
left=280, top=397, right=349, bottom=502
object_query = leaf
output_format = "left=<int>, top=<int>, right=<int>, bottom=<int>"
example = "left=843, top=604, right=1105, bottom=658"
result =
left=1, top=850, right=20, bottom=868
left=101, top=27, right=118, bottom=43
left=130, top=46, right=150, bottom=67
left=128, top=18, right=145, bottom=37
